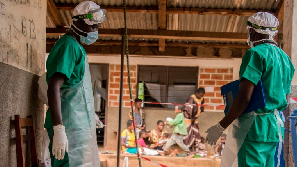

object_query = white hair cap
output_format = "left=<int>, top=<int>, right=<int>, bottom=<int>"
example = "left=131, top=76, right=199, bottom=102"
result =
left=73, top=1, right=106, bottom=25
left=73, top=1, right=100, bottom=16
left=247, top=12, right=279, bottom=36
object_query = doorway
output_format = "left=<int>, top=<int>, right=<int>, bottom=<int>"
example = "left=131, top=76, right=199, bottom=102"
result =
left=89, top=64, right=109, bottom=147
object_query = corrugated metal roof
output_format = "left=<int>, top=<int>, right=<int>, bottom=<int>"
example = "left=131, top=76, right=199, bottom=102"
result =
left=47, top=0, right=280, bottom=43
left=168, top=0, right=279, bottom=10
left=47, top=10, right=158, bottom=30
left=54, top=0, right=158, bottom=6
left=54, top=0, right=279, bottom=10
left=170, top=14, right=248, bottom=33
left=166, top=0, right=280, bottom=33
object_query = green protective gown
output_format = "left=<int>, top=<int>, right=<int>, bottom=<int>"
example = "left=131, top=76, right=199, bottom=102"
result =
left=237, top=43, right=294, bottom=167
left=221, top=43, right=294, bottom=167
left=45, top=35, right=100, bottom=167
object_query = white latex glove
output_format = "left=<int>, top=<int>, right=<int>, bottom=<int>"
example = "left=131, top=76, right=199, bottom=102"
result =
left=205, top=123, right=225, bottom=146
left=52, top=125, right=68, bottom=160
left=95, top=114, right=104, bottom=128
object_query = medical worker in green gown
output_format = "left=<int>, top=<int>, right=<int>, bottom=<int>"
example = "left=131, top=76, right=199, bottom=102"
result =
left=45, top=1, right=106, bottom=167
left=205, top=12, right=295, bottom=167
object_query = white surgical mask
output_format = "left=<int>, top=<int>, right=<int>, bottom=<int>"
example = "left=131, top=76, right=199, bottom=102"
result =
left=247, top=31, right=254, bottom=48
left=71, top=24, right=98, bottom=45
left=247, top=26, right=277, bottom=48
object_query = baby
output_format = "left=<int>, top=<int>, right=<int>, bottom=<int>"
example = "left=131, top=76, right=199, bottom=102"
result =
left=196, top=137, right=208, bottom=157
left=158, top=133, right=169, bottom=146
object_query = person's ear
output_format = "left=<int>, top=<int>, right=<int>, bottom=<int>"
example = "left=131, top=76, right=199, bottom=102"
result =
left=250, top=29, right=257, bottom=41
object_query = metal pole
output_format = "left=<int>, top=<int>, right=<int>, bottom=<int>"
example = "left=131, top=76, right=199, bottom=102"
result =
left=117, top=35, right=125, bottom=167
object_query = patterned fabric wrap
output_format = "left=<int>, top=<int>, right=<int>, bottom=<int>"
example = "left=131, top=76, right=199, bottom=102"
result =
left=183, top=95, right=204, bottom=148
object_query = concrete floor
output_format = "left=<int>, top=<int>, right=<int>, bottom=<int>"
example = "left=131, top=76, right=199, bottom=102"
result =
left=98, top=145, right=221, bottom=167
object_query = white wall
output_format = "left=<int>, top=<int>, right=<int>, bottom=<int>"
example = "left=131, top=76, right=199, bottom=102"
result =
left=0, top=0, right=46, bottom=75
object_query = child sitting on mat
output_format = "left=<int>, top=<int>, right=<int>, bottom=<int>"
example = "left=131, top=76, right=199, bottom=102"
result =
left=213, top=134, right=226, bottom=157
left=137, top=130, right=160, bottom=156
left=196, top=137, right=208, bottom=157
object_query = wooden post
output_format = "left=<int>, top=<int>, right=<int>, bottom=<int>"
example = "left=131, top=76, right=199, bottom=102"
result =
left=282, top=0, right=297, bottom=167
left=117, top=34, right=125, bottom=167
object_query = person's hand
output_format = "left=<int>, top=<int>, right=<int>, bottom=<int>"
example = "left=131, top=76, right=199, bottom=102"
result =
left=205, top=123, right=225, bottom=146
left=140, top=126, right=145, bottom=130
left=52, top=125, right=68, bottom=160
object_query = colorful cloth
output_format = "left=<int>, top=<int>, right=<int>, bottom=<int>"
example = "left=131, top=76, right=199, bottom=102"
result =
left=137, top=138, right=147, bottom=147
left=182, top=94, right=204, bottom=148
left=126, top=147, right=137, bottom=154
left=121, top=129, right=136, bottom=152
left=167, top=113, right=188, bottom=135
left=148, top=129, right=167, bottom=144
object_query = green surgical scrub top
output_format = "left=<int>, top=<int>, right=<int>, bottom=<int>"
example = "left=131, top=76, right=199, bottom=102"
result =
left=45, top=34, right=86, bottom=128
left=239, top=43, right=295, bottom=142
left=46, top=34, right=85, bottom=88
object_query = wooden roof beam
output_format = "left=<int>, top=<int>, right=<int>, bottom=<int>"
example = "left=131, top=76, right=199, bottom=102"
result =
left=46, top=44, right=246, bottom=57
left=47, top=0, right=64, bottom=27
left=55, top=4, right=275, bottom=16
left=158, top=0, right=167, bottom=51
left=46, top=39, right=249, bottom=49
left=46, top=28, right=248, bottom=42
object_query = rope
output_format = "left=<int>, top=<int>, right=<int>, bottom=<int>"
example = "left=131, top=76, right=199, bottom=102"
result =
left=140, top=156, right=168, bottom=167
left=123, top=0, right=142, bottom=167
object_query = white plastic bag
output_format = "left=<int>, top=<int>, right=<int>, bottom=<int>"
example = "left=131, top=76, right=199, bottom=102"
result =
left=166, top=117, right=173, bottom=128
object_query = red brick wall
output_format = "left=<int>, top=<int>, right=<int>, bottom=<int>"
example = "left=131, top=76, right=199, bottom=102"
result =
left=198, top=68, right=234, bottom=111
left=108, top=64, right=137, bottom=107
left=108, top=65, right=234, bottom=111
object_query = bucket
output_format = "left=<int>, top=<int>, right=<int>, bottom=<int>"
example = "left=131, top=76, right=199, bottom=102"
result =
left=288, top=109, right=297, bottom=167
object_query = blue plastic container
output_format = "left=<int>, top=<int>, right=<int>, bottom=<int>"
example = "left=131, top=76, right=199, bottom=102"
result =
left=221, top=79, right=266, bottom=115
left=288, top=109, right=297, bottom=167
